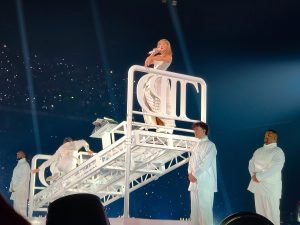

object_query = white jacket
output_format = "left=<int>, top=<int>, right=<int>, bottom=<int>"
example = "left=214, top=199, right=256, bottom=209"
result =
left=188, top=136, right=218, bottom=192
left=248, top=143, right=285, bottom=199
left=9, top=158, right=31, bottom=201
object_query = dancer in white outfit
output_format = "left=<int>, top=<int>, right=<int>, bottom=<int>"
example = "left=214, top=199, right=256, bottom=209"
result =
left=248, top=129, right=285, bottom=225
left=188, top=122, right=217, bottom=225
left=143, top=39, right=175, bottom=133
left=9, top=151, right=31, bottom=217
left=32, top=137, right=92, bottom=179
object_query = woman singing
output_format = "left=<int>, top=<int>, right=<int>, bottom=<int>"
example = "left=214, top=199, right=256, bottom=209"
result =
left=143, top=39, right=175, bottom=133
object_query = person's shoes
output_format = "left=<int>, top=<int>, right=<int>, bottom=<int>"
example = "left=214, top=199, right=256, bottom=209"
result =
left=157, top=128, right=173, bottom=134
left=139, top=126, right=157, bottom=132
left=46, top=173, right=60, bottom=182
left=156, top=128, right=166, bottom=133
left=167, top=138, right=173, bottom=147
left=165, top=128, right=173, bottom=134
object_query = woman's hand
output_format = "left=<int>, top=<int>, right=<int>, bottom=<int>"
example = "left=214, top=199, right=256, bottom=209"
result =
left=87, top=149, right=94, bottom=155
left=32, top=168, right=40, bottom=174
left=188, top=173, right=197, bottom=183
left=144, top=56, right=153, bottom=67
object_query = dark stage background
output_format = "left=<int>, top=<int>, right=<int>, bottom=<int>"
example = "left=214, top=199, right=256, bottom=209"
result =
left=1, top=0, right=300, bottom=223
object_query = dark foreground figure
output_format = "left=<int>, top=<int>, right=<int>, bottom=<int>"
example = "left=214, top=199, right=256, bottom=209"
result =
left=219, top=211, right=274, bottom=225
left=46, top=193, right=110, bottom=225
left=0, top=193, right=31, bottom=225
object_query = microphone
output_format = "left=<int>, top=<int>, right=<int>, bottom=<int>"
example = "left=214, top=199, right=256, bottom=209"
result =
left=148, top=48, right=160, bottom=55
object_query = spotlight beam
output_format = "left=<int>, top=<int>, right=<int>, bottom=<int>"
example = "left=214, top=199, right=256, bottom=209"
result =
left=90, top=0, right=118, bottom=120
left=167, top=0, right=233, bottom=215
left=167, top=0, right=194, bottom=74
left=167, top=0, right=201, bottom=118
left=16, top=0, right=42, bottom=153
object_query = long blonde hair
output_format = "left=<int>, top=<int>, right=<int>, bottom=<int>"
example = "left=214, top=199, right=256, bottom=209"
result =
left=158, top=39, right=172, bottom=56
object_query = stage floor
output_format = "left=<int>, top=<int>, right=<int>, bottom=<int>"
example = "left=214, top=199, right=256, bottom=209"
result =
left=29, top=217, right=191, bottom=225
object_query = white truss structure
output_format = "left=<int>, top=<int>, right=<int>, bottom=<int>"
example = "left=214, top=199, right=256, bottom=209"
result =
left=28, top=65, right=207, bottom=218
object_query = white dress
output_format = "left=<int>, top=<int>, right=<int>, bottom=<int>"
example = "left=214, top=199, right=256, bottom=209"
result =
left=143, top=60, right=175, bottom=128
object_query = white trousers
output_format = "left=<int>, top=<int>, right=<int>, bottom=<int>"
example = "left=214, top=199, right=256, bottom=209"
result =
left=13, top=194, right=27, bottom=217
left=254, top=193, right=280, bottom=225
left=190, top=189, right=214, bottom=225
left=56, top=157, right=77, bottom=176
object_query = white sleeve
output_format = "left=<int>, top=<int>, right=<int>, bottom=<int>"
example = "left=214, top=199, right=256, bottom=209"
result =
left=11, top=162, right=31, bottom=191
left=248, top=155, right=255, bottom=176
left=194, top=143, right=217, bottom=177
left=256, top=149, right=285, bottom=181
left=188, top=142, right=199, bottom=174
left=10, top=169, right=21, bottom=191
left=9, top=181, right=13, bottom=192
left=39, top=149, right=60, bottom=170
left=188, top=160, right=192, bottom=174
left=74, top=140, right=89, bottom=151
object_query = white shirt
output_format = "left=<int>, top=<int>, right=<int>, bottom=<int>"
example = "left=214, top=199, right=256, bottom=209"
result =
left=188, top=136, right=217, bottom=192
left=39, top=140, right=89, bottom=171
left=248, top=143, right=285, bottom=198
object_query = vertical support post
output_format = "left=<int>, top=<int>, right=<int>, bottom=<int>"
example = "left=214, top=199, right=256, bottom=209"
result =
left=28, top=156, right=38, bottom=217
left=201, top=83, right=207, bottom=123
left=123, top=66, right=136, bottom=218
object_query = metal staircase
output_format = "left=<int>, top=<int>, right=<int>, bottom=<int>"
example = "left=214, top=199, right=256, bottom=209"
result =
left=28, top=65, right=207, bottom=218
